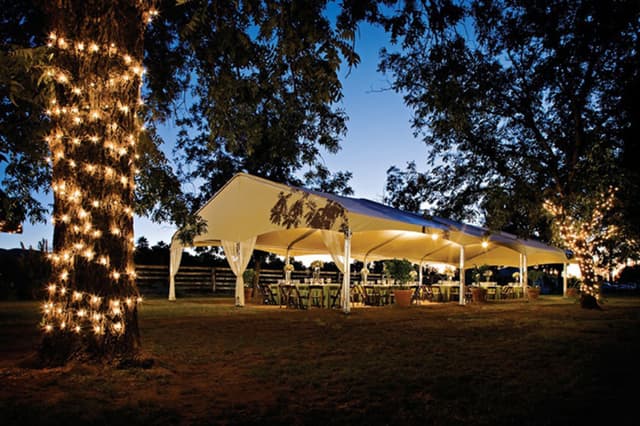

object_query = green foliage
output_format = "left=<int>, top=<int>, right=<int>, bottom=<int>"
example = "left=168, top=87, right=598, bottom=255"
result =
left=155, top=0, right=357, bottom=208
left=0, top=241, right=51, bottom=300
left=242, top=268, right=255, bottom=287
left=471, top=264, right=490, bottom=284
left=383, top=258, right=414, bottom=285
left=567, top=277, right=582, bottom=289
left=1, top=0, right=361, bottom=233
left=527, top=270, right=545, bottom=288
left=0, top=1, right=53, bottom=224
left=618, top=265, right=640, bottom=284
left=380, top=0, right=640, bottom=258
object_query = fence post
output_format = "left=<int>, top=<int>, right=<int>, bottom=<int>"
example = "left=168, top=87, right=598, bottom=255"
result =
left=211, top=267, right=216, bottom=293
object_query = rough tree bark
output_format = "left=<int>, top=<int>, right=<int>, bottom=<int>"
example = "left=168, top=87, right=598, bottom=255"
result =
left=38, top=0, right=155, bottom=365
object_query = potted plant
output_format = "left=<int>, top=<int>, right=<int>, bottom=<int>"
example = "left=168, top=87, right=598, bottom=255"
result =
left=527, top=269, right=544, bottom=299
left=566, top=277, right=580, bottom=297
left=243, top=268, right=255, bottom=303
left=470, top=265, right=488, bottom=302
left=527, top=285, right=541, bottom=299
left=384, top=258, right=415, bottom=307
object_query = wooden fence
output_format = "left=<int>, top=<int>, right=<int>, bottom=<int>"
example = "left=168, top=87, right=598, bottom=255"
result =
left=135, top=264, right=384, bottom=296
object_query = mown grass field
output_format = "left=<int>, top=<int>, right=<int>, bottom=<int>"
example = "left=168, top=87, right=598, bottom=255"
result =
left=1, top=296, right=639, bottom=425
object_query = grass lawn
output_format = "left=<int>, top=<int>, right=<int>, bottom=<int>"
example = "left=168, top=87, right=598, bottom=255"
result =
left=1, top=295, right=639, bottom=425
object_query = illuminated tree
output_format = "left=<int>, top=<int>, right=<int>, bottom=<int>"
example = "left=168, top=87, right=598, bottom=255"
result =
left=379, top=0, right=640, bottom=308
left=36, top=1, right=159, bottom=363
left=2, top=0, right=364, bottom=363
left=544, top=189, right=619, bottom=307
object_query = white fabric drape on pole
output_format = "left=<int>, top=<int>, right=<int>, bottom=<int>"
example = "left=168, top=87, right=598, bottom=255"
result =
left=519, top=253, right=524, bottom=286
left=563, top=262, right=568, bottom=296
left=169, top=239, right=184, bottom=301
left=342, top=230, right=352, bottom=314
left=459, top=246, right=465, bottom=306
left=320, top=230, right=346, bottom=273
left=221, top=237, right=257, bottom=307
left=523, top=253, right=528, bottom=296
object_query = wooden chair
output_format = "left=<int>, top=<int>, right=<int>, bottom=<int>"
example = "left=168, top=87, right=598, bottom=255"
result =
left=279, top=284, right=295, bottom=308
left=431, top=285, right=442, bottom=302
left=351, top=284, right=365, bottom=306
left=259, top=282, right=277, bottom=305
left=486, top=286, right=497, bottom=300
left=501, top=285, right=513, bottom=300
left=411, top=285, right=422, bottom=304
left=363, top=285, right=380, bottom=306
left=293, top=284, right=310, bottom=309
left=328, top=285, right=342, bottom=308
left=464, top=285, right=473, bottom=303
left=378, top=287, right=392, bottom=305
left=421, top=285, right=434, bottom=302
left=308, top=285, right=324, bottom=308
left=449, top=286, right=460, bottom=302
left=464, top=286, right=473, bottom=303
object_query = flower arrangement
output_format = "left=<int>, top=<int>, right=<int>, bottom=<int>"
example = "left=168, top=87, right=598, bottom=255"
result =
left=310, top=260, right=323, bottom=270
left=409, top=270, right=418, bottom=280
left=483, top=269, right=493, bottom=281
left=284, top=264, right=294, bottom=272
left=444, top=267, right=454, bottom=280
left=512, top=271, right=520, bottom=280
left=360, top=267, right=369, bottom=275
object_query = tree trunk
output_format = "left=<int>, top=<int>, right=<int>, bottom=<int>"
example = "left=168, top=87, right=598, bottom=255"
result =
left=577, top=248, right=601, bottom=310
left=38, top=0, right=155, bottom=365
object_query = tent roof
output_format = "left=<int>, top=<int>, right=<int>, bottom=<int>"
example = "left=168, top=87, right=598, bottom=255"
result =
left=180, top=173, right=570, bottom=268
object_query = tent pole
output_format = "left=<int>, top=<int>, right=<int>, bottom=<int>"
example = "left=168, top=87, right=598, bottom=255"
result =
left=459, top=245, right=465, bottom=306
left=419, top=261, right=424, bottom=286
left=342, top=229, right=352, bottom=314
left=563, top=263, right=568, bottom=296
left=169, top=274, right=176, bottom=301
left=523, top=254, right=528, bottom=297
left=519, top=253, right=523, bottom=287
left=235, top=242, right=244, bottom=307
left=285, top=250, right=291, bottom=283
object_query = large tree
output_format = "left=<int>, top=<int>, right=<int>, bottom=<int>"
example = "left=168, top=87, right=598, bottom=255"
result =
left=1, top=0, right=362, bottom=364
left=379, top=0, right=640, bottom=307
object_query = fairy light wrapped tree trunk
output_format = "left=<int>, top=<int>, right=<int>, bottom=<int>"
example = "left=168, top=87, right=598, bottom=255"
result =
left=39, top=0, right=157, bottom=363
left=544, top=188, right=618, bottom=310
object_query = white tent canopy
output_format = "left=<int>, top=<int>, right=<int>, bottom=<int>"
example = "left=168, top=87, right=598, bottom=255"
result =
left=169, top=173, right=571, bottom=309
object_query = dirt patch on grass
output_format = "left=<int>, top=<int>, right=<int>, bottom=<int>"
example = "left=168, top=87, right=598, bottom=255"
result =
left=1, top=296, right=639, bottom=425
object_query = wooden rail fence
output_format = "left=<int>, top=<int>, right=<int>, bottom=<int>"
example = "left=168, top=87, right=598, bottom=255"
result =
left=135, top=264, right=384, bottom=296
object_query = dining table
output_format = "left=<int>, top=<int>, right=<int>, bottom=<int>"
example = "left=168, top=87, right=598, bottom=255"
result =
left=268, top=282, right=341, bottom=308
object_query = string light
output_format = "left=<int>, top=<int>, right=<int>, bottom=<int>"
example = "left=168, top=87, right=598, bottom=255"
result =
left=41, top=19, right=156, bottom=341
left=544, top=187, right=620, bottom=302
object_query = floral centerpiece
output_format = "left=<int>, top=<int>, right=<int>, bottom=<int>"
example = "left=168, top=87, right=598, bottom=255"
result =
left=360, top=267, right=369, bottom=284
left=512, top=271, right=520, bottom=282
left=310, top=260, right=323, bottom=281
left=444, top=266, right=455, bottom=281
left=283, top=263, right=294, bottom=283
left=409, top=270, right=418, bottom=283
left=483, top=269, right=493, bottom=282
